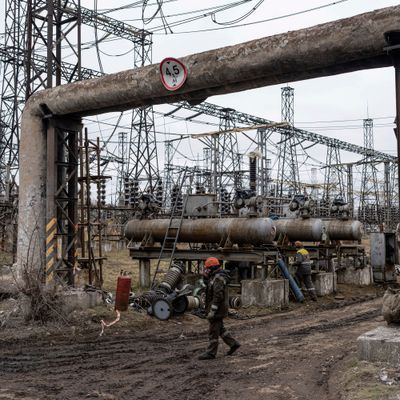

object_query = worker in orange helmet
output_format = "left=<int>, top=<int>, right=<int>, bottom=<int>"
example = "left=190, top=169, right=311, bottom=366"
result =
left=198, top=257, right=240, bottom=360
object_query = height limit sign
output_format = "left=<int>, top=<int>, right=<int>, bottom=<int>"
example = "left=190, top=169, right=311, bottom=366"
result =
left=160, top=57, right=187, bottom=91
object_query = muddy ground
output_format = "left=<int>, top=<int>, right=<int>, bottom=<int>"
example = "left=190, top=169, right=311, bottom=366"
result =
left=0, top=286, right=399, bottom=400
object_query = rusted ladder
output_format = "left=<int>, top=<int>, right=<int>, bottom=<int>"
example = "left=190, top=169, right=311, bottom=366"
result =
left=151, top=169, right=188, bottom=287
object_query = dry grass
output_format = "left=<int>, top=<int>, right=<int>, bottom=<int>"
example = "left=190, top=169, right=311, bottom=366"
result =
left=100, top=247, right=170, bottom=294
left=337, top=358, right=400, bottom=400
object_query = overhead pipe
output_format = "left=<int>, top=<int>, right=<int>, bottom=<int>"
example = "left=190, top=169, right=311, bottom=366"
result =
left=18, top=6, right=400, bottom=272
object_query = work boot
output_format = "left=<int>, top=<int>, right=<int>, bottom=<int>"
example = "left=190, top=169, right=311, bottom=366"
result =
left=198, top=352, right=215, bottom=360
left=226, top=343, right=241, bottom=356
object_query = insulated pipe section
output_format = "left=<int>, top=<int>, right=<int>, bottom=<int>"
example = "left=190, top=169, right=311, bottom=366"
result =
left=125, top=218, right=276, bottom=245
left=18, top=6, right=400, bottom=273
left=323, top=220, right=363, bottom=241
left=274, top=219, right=323, bottom=242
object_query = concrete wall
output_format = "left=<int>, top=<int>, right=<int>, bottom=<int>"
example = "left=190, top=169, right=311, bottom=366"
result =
left=358, top=326, right=400, bottom=366
left=337, top=265, right=373, bottom=286
left=241, top=279, right=289, bottom=308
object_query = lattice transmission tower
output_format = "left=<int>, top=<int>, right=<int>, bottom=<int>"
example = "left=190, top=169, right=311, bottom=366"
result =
left=277, top=86, right=300, bottom=198
left=358, top=118, right=381, bottom=227
left=126, top=29, right=160, bottom=196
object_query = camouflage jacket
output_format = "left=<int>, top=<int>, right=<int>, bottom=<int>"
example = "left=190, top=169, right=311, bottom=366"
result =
left=205, top=270, right=230, bottom=318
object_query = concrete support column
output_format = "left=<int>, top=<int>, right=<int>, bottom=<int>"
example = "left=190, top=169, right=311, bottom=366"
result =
left=139, top=259, right=151, bottom=288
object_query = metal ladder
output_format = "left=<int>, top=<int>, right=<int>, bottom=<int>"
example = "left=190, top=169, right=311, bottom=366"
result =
left=151, top=169, right=188, bottom=288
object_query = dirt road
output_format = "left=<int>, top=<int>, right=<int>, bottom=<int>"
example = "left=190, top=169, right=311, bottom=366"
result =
left=0, top=297, right=390, bottom=400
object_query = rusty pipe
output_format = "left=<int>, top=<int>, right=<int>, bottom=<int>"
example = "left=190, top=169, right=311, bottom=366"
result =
left=274, top=218, right=363, bottom=241
left=125, top=218, right=276, bottom=245
left=323, top=220, right=363, bottom=241
left=274, top=219, right=324, bottom=242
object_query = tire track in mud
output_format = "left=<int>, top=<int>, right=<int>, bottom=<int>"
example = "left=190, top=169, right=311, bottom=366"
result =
left=0, top=298, right=383, bottom=400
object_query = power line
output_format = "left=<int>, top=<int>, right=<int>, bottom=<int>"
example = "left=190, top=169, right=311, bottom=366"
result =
left=152, top=0, right=352, bottom=34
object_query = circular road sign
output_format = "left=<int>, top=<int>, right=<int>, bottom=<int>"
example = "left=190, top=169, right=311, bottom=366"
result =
left=160, top=57, right=187, bottom=91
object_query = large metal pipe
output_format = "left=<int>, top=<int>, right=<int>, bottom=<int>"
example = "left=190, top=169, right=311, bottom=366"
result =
left=18, top=6, right=399, bottom=272
left=323, top=220, right=363, bottom=241
left=274, top=218, right=363, bottom=241
left=125, top=218, right=276, bottom=245
left=274, top=219, right=324, bottom=242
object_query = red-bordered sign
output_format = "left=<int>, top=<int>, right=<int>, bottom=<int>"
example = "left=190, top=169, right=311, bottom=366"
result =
left=160, top=57, right=187, bottom=91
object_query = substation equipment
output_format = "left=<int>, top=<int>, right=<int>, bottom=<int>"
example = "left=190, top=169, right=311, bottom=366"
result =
left=16, top=6, right=400, bottom=295
left=124, top=189, right=369, bottom=297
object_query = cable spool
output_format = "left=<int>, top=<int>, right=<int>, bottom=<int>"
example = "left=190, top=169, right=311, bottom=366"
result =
left=229, top=296, right=242, bottom=309
left=159, top=263, right=185, bottom=293
left=152, top=298, right=172, bottom=321
left=186, top=296, right=200, bottom=311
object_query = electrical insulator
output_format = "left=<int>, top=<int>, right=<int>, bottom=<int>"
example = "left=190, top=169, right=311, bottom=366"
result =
left=130, top=180, right=139, bottom=207
left=124, top=177, right=130, bottom=206
left=156, top=179, right=163, bottom=207
left=220, top=188, right=231, bottom=214
left=100, top=179, right=106, bottom=206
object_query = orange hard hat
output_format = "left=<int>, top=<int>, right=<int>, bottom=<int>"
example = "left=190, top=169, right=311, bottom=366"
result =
left=204, top=257, right=220, bottom=268
left=294, top=241, right=303, bottom=247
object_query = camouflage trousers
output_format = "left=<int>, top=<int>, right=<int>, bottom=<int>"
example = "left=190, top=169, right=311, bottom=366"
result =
left=206, top=318, right=239, bottom=356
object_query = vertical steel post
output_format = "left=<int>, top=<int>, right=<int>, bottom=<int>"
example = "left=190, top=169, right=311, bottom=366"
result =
left=384, top=31, right=400, bottom=221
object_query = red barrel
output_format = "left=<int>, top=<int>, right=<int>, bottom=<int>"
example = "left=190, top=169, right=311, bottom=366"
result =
left=115, top=275, right=131, bottom=311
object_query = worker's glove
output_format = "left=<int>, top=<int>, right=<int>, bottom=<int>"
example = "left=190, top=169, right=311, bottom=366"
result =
left=207, top=305, right=218, bottom=320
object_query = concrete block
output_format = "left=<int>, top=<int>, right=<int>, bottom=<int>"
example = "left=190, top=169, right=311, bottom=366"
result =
left=337, top=265, right=373, bottom=286
left=241, top=280, right=262, bottom=306
left=241, top=279, right=289, bottom=307
left=61, top=289, right=103, bottom=314
left=139, top=259, right=151, bottom=288
left=313, top=272, right=336, bottom=296
left=358, top=326, right=400, bottom=366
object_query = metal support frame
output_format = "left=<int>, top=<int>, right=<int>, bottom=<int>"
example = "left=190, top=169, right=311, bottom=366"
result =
left=322, top=145, right=345, bottom=216
left=0, top=0, right=29, bottom=197
left=46, top=117, right=81, bottom=285
left=26, top=0, right=82, bottom=97
left=77, top=128, right=107, bottom=287
left=347, top=164, right=354, bottom=218
left=127, top=31, right=159, bottom=194
left=257, top=127, right=272, bottom=197
left=384, top=31, right=400, bottom=228
left=277, top=87, right=300, bottom=199
left=358, top=118, right=381, bottom=228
